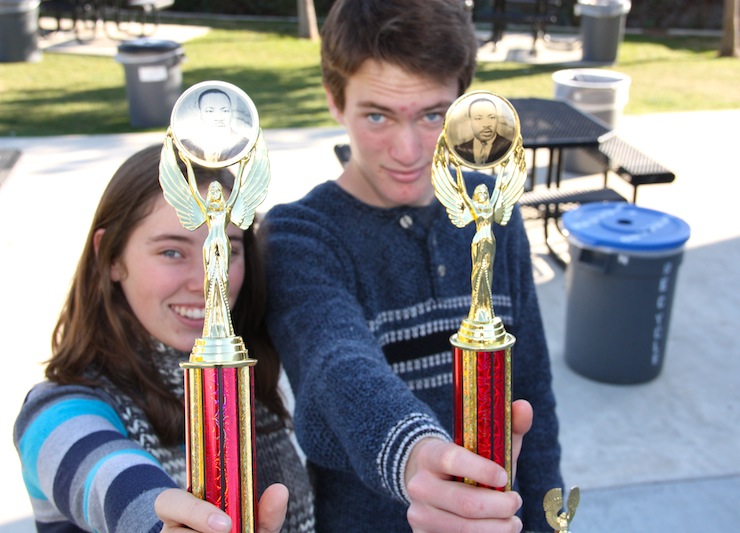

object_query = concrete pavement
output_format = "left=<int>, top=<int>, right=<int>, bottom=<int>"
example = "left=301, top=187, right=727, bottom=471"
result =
left=1, top=109, right=739, bottom=531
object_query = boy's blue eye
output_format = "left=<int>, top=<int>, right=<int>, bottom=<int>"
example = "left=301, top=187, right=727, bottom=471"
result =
left=424, top=112, right=444, bottom=123
left=367, top=113, right=385, bottom=124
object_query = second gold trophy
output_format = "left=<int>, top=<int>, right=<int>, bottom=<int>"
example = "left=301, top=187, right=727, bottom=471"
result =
left=431, top=91, right=527, bottom=490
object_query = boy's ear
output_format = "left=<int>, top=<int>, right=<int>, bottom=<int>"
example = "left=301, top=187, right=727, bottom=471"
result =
left=324, top=85, right=344, bottom=125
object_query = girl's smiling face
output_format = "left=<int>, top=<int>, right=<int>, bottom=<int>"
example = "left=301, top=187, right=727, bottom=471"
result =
left=108, top=195, right=245, bottom=352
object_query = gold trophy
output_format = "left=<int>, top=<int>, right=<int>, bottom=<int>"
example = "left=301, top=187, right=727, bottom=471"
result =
left=544, top=486, right=580, bottom=532
left=431, top=91, right=527, bottom=489
left=159, top=80, right=269, bottom=532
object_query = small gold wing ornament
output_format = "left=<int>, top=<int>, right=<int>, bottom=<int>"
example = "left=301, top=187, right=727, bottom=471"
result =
left=159, top=130, right=270, bottom=232
left=431, top=91, right=527, bottom=340
left=544, top=486, right=580, bottom=532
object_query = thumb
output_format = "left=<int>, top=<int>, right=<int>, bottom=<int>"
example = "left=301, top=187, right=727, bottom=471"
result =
left=257, top=483, right=289, bottom=533
left=511, top=399, right=533, bottom=481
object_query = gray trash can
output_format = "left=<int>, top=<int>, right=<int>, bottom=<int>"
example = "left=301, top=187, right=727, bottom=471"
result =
left=553, top=68, right=631, bottom=173
left=0, top=0, right=41, bottom=63
left=115, top=39, right=185, bottom=128
left=575, top=0, right=631, bottom=64
left=562, top=202, right=690, bottom=384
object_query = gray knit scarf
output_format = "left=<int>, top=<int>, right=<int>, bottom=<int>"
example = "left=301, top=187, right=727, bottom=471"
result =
left=97, top=341, right=316, bottom=532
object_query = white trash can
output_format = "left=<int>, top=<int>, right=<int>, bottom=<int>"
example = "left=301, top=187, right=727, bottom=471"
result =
left=553, top=68, right=631, bottom=173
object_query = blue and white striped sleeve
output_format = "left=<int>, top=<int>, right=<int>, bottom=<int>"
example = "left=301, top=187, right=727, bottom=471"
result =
left=14, top=382, right=178, bottom=533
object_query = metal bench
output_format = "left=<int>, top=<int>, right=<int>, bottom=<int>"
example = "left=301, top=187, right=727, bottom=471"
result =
left=590, top=135, right=676, bottom=203
left=519, top=185, right=626, bottom=214
left=519, top=186, right=628, bottom=266
left=521, top=135, right=675, bottom=265
left=111, top=0, right=175, bottom=37
left=476, top=0, right=560, bottom=54
left=334, top=143, right=351, bottom=168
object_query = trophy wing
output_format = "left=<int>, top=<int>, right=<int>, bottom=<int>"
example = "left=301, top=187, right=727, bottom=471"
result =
left=565, top=486, right=580, bottom=522
left=230, top=131, right=271, bottom=231
left=432, top=139, right=472, bottom=228
left=159, top=134, right=206, bottom=231
left=543, top=487, right=564, bottom=530
left=492, top=138, right=527, bottom=227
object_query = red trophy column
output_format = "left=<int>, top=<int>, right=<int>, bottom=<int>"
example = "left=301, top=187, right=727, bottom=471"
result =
left=452, top=335, right=513, bottom=490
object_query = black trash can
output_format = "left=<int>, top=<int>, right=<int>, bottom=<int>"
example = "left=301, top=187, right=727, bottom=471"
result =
left=115, top=39, right=184, bottom=128
left=0, top=0, right=41, bottom=63
left=562, top=202, right=690, bottom=384
left=575, top=0, right=631, bottom=64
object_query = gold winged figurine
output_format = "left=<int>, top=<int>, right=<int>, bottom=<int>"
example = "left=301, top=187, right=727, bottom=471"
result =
left=544, top=486, right=580, bottom=533
left=432, top=96, right=527, bottom=343
left=159, top=129, right=270, bottom=345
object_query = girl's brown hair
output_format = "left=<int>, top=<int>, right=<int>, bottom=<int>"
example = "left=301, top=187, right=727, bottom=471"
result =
left=46, top=144, right=287, bottom=445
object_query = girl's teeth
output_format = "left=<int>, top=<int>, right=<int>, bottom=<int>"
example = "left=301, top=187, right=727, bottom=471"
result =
left=173, top=306, right=206, bottom=319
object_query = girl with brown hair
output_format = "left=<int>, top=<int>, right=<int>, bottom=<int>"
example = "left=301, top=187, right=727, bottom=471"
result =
left=14, top=145, right=314, bottom=533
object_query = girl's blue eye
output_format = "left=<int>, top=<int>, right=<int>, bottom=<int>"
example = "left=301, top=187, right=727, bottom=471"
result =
left=162, top=249, right=183, bottom=259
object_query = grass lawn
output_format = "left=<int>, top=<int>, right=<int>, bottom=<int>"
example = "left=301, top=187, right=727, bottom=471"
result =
left=1, top=17, right=738, bottom=137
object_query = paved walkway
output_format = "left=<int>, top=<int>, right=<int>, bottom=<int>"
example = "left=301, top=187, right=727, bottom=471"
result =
left=1, top=109, right=738, bottom=531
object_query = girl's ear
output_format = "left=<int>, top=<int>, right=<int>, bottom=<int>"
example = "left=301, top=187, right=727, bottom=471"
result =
left=93, top=228, right=105, bottom=258
left=94, top=229, right=122, bottom=281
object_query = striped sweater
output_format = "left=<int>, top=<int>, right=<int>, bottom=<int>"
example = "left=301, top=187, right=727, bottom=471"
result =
left=260, top=176, right=562, bottom=532
left=15, top=382, right=178, bottom=532
left=14, top=381, right=315, bottom=532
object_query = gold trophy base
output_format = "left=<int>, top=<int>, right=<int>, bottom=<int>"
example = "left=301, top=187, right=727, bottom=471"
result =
left=452, top=316, right=516, bottom=351
left=182, top=335, right=252, bottom=365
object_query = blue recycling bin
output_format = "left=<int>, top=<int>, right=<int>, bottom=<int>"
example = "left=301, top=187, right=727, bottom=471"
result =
left=562, top=202, right=690, bottom=384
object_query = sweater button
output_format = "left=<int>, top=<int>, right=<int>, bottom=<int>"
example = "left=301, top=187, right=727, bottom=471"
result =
left=399, top=215, right=413, bottom=229
left=437, top=264, right=446, bottom=277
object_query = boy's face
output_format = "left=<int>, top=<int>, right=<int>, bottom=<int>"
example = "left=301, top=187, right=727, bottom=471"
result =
left=327, top=59, right=458, bottom=208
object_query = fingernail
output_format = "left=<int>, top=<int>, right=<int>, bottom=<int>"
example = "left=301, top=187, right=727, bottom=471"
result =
left=207, top=512, right=232, bottom=532
left=498, top=470, right=509, bottom=487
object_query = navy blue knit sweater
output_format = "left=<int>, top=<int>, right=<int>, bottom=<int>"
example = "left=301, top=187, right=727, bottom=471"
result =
left=261, top=174, right=562, bottom=532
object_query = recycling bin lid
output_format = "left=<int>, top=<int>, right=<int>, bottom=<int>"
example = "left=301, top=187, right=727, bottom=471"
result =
left=118, top=38, right=181, bottom=54
left=562, top=202, right=690, bottom=252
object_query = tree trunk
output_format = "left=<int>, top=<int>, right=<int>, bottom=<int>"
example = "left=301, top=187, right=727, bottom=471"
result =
left=297, top=0, right=320, bottom=41
left=719, top=0, right=740, bottom=57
